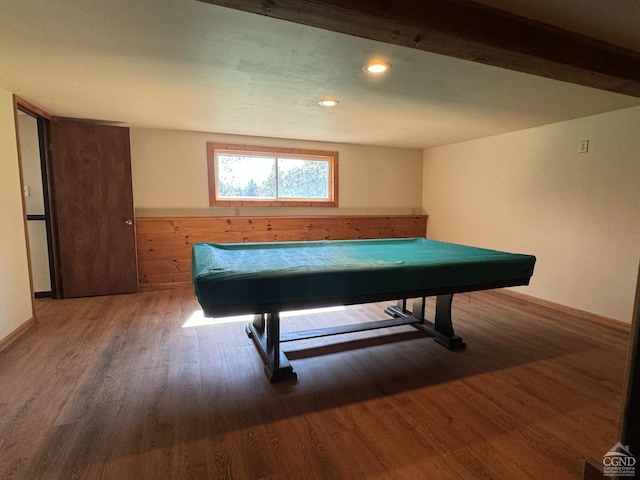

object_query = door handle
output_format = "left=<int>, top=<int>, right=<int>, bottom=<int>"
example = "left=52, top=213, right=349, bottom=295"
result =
left=125, top=219, right=133, bottom=226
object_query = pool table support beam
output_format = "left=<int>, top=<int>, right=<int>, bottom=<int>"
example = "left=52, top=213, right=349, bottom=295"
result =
left=385, top=295, right=466, bottom=350
left=246, top=294, right=465, bottom=382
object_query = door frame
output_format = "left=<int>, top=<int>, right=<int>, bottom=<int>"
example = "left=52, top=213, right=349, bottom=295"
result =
left=13, top=96, right=61, bottom=299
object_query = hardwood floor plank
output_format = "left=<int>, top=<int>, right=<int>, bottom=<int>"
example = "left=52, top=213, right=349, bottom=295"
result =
left=0, top=286, right=629, bottom=479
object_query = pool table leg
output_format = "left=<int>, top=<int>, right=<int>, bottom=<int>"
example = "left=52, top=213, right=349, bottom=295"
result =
left=389, top=295, right=466, bottom=350
left=252, top=313, right=265, bottom=332
left=246, top=312, right=297, bottom=383
left=431, top=294, right=466, bottom=349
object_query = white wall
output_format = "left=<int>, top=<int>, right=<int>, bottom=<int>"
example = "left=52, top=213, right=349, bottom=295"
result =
left=0, top=88, right=33, bottom=341
left=423, top=106, right=640, bottom=323
left=130, top=128, right=424, bottom=217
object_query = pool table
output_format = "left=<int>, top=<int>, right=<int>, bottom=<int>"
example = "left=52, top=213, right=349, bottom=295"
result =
left=192, top=237, right=536, bottom=382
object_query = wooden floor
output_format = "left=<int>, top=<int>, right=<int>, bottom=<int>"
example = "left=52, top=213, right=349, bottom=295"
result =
left=0, top=286, right=630, bottom=480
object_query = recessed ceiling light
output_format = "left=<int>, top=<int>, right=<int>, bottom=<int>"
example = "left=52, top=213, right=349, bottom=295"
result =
left=319, top=98, right=339, bottom=107
left=364, top=61, right=391, bottom=74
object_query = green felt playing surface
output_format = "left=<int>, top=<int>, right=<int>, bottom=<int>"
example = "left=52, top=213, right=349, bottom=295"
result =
left=192, top=237, right=536, bottom=314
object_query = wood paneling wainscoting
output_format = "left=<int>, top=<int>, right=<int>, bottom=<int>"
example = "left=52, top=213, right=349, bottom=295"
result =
left=136, top=215, right=428, bottom=286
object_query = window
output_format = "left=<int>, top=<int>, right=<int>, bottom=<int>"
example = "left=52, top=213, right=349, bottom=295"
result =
left=207, top=143, right=338, bottom=207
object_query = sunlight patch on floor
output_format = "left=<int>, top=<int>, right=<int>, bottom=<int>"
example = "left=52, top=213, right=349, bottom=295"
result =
left=182, top=305, right=346, bottom=328
left=182, top=310, right=252, bottom=328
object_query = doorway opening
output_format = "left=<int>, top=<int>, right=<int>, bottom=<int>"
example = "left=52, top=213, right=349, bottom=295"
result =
left=15, top=102, right=58, bottom=298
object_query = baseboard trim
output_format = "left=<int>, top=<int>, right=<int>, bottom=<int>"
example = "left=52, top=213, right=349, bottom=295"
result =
left=492, top=289, right=631, bottom=332
left=0, top=317, right=36, bottom=353
left=139, top=282, right=192, bottom=292
left=582, top=458, right=604, bottom=480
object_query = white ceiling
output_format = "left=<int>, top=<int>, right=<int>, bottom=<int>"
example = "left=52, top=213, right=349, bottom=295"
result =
left=1, top=0, right=639, bottom=149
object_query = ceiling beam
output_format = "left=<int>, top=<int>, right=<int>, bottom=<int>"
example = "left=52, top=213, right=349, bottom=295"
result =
left=197, top=0, right=640, bottom=98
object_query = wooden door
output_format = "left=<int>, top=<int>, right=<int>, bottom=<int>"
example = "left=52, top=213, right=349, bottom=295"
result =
left=49, top=120, right=138, bottom=297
